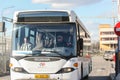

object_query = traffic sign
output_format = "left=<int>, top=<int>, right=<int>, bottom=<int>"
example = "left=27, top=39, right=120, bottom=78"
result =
left=114, top=22, right=120, bottom=36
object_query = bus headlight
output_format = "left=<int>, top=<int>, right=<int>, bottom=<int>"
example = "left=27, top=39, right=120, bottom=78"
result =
left=57, top=67, right=75, bottom=73
left=62, top=68, right=74, bottom=72
left=13, top=67, right=26, bottom=73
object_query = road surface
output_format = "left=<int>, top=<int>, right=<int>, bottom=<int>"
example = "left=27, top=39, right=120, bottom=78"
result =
left=84, top=55, right=115, bottom=80
left=0, top=55, right=115, bottom=80
left=0, top=75, right=10, bottom=80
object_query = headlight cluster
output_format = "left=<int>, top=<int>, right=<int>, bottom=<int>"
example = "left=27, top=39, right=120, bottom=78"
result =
left=13, top=67, right=27, bottom=73
left=57, top=67, right=75, bottom=73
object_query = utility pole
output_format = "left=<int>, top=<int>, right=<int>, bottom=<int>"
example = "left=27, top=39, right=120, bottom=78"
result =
left=118, top=0, right=120, bottom=21
left=1, top=6, right=14, bottom=73
left=114, top=0, right=120, bottom=77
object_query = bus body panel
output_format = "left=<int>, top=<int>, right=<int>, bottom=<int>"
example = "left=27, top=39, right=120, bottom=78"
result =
left=11, top=57, right=81, bottom=80
left=19, top=57, right=66, bottom=73
left=10, top=56, right=91, bottom=80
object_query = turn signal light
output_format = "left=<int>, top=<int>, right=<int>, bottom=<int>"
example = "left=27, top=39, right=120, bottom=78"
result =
left=9, top=63, right=13, bottom=68
left=73, top=63, right=78, bottom=67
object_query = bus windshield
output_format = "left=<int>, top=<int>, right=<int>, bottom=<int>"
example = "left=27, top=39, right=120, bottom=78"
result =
left=12, top=23, right=76, bottom=57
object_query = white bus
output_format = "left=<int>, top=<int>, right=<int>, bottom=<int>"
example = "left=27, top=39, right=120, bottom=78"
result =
left=9, top=10, right=92, bottom=80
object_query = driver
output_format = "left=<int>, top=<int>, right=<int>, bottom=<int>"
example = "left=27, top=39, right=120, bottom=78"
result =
left=21, top=37, right=33, bottom=50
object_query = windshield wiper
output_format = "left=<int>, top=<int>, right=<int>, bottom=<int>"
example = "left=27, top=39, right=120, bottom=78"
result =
left=42, top=50, right=66, bottom=59
left=13, top=54, right=32, bottom=60
left=32, top=50, right=43, bottom=56
left=21, top=54, right=32, bottom=58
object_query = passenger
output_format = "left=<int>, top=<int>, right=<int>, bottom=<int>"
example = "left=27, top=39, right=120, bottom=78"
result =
left=66, top=35, right=73, bottom=47
left=21, top=37, right=33, bottom=50
left=44, top=37, right=50, bottom=48
left=56, top=35, right=66, bottom=47
left=33, top=32, right=43, bottom=50
left=47, top=38, right=54, bottom=48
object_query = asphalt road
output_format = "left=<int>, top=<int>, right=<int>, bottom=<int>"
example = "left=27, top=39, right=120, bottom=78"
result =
left=0, top=75, right=10, bottom=80
left=84, top=55, right=115, bottom=80
left=0, top=55, right=115, bottom=80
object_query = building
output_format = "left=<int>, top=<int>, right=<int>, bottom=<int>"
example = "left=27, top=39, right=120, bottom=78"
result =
left=99, top=24, right=117, bottom=51
left=0, top=35, right=11, bottom=54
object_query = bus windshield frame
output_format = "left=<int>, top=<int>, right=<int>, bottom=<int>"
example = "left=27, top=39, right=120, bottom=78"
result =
left=12, top=23, right=77, bottom=58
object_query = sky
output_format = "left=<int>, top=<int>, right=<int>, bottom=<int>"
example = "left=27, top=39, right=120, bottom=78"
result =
left=0, top=0, right=118, bottom=41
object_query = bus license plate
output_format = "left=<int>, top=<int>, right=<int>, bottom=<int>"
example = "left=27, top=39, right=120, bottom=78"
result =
left=35, top=74, right=49, bottom=79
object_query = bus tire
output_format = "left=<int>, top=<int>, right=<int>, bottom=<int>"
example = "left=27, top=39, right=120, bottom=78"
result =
left=84, top=75, right=89, bottom=79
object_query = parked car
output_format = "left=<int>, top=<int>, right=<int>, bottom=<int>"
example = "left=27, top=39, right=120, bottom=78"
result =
left=103, top=50, right=115, bottom=61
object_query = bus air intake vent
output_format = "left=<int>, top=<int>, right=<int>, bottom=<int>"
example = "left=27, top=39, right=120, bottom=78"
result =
left=24, top=57, right=61, bottom=62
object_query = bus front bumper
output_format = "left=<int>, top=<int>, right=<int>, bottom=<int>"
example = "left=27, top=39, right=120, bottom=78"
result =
left=11, top=70, right=78, bottom=80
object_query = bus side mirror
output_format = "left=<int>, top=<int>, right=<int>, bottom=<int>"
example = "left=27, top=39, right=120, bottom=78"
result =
left=77, top=38, right=83, bottom=56
left=79, top=38, right=83, bottom=51
left=0, top=22, right=5, bottom=32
